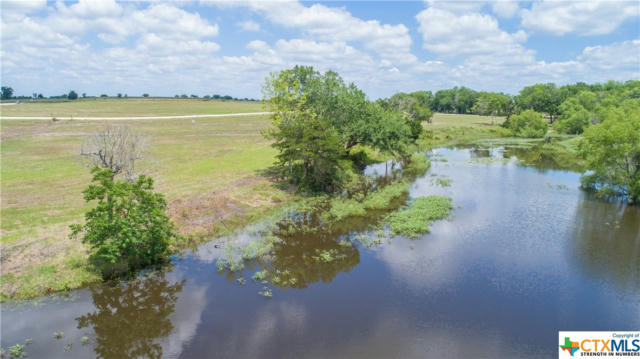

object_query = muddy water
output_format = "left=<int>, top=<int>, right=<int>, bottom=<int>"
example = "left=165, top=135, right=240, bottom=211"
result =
left=2, top=147, right=639, bottom=358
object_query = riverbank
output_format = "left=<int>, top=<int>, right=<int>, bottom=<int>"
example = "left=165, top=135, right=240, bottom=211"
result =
left=0, top=111, right=582, bottom=301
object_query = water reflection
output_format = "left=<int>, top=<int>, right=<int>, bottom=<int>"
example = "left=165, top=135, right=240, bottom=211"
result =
left=571, top=193, right=640, bottom=291
left=76, top=272, right=185, bottom=359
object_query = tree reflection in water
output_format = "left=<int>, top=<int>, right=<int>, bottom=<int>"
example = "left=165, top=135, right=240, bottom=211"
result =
left=76, top=272, right=185, bottom=359
left=572, top=193, right=640, bottom=291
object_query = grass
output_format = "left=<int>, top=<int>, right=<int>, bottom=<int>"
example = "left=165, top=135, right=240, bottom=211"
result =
left=0, top=107, right=292, bottom=300
left=0, top=98, right=263, bottom=117
left=384, top=196, right=453, bottom=238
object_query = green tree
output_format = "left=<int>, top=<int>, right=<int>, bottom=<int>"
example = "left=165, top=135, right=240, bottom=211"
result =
left=1, top=86, right=13, bottom=100
left=508, top=109, right=548, bottom=138
left=68, top=90, right=78, bottom=100
left=263, top=69, right=345, bottom=192
left=70, top=168, right=178, bottom=277
left=516, top=83, right=563, bottom=122
left=579, top=101, right=640, bottom=203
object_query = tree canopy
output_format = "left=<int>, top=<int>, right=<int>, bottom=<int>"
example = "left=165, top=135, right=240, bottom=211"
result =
left=263, top=66, right=416, bottom=193
left=579, top=101, right=640, bottom=203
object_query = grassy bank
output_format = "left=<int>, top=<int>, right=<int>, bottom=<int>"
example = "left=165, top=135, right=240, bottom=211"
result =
left=0, top=109, right=582, bottom=301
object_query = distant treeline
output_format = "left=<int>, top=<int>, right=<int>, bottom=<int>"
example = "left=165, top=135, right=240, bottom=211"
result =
left=0, top=86, right=259, bottom=102
left=382, top=80, right=640, bottom=135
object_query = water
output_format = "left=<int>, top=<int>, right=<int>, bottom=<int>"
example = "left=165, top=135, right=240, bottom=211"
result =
left=2, top=147, right=639, bottom=358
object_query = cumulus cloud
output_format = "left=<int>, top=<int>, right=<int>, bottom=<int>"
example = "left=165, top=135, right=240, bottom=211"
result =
left=0, top=0, right=638, bottom=99
left=521, top=0, right=640, bottom=35
left=237, top=20, right=260, bottom=32
left=416, top=7, right=530, bottom=57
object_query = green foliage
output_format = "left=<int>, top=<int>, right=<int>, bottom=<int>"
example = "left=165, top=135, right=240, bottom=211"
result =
left=379, top=92, right=434, bottom=138
left=579, top=101, right=640, bottom=203
left=515, top=83, right=563, bottom=122
left=555, top=101, right=591, bottom=134
left=403, top=152, right=430, bottom=176
left=67, top=90, right=78, bottom=100
left=263, top=66, right=415, bottom=192
left=384, top=196, right=453, bottom=237
left=8, top=344, right=24, bottom=358
left=1, top=86, right=13, bottom=100
left=508, top=109, right=548, bottom=138
left=472, top=92, right=512, bottom=117
left=431, top=87, right=478, bottom=114
left=70, top=167, right=178, bottom=278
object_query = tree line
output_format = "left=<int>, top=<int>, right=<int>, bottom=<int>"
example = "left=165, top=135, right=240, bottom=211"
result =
left=0, top=86, right=258, bottom=102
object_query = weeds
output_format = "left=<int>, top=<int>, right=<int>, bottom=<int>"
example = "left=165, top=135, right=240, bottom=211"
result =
left=384, top=196, right=453, bottom=238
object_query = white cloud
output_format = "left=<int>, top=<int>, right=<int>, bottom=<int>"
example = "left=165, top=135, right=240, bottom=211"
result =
left=0, top=1, right=638, bottom=99
left=416, top=7, right=530, bottom=57
left=1, top=0, right=46, bottom=21
left=521, top=0, right=640, bottom=35
left=579, top=40, right=640, bottom=73
left=236, top=1, right=414, bottom=64
left=491, top=0, right=520, bottom=18
left=237, top=20, right=260, bottom=32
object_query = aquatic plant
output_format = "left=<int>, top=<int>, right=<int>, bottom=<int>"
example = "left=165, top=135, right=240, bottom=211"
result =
left=435, top=178, right=451, bottom=187
left=236, top=277, right=247, bottom=285
left=252, top=270, right=267, bottom=282
left=81, top=336, right=90, bottom=345
left=53, top=331, right=63, bottom=339
left=384, top=196, right=453, bottom=238
left=64, top=343, right=72, bottom=352
left=8, top=344, right=24, bottom=358
left=258, top=286, right=273, bottom=298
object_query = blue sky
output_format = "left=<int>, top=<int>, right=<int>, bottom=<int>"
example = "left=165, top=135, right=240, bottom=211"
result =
left=1, top=0, right=639, bottom=99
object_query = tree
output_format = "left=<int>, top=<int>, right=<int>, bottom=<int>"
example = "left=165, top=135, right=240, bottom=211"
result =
left=579, top=101, right=640, bottom=203
left=1, top=86, right=14, bottom=100
left=516, top=83, right=564, bottom=123
left=142, top=93, right=149, bottom=97
left=508, top=109, right=548, bottom=138
left=82, top=92, right=87, bottom=98
left=70, top=167, right=178, bottom=277
left=100, top=94, right=108, bottom=97
left=37, top=93, right=44, bottom=99
left=117, top=93, right=122, bottom=98
left=264, top=69, right=345, bottom=192
left=80, top=126, right=147, bottom=182
left=68, top=90, right=78, bottom=100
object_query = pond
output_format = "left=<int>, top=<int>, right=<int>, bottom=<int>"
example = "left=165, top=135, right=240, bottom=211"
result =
left=2, top=146, right=639, bottom=358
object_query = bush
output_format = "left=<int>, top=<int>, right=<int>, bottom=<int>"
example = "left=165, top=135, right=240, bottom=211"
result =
left=70, top=168, right=179, bottom=277
left=509, top=109, right=548, bottom=138
left=554, top=107, right=590, bottom=134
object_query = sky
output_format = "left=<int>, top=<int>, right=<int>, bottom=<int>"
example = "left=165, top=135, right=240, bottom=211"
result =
left=1, top=0, right=639, bottom=99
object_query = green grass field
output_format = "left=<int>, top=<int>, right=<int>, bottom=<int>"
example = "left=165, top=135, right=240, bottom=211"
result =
left=0, top=103, right=561, bottom=300
left=0, top=98, right=263, bottom=117
left=0, top=100, right=289, bottom=300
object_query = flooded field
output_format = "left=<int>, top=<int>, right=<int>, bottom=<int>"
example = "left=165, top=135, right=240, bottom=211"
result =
left=3, top=146, right=639, bottom=358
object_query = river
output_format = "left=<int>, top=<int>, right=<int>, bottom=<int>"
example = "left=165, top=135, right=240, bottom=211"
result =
left=2, top=146, right=639, bottom=358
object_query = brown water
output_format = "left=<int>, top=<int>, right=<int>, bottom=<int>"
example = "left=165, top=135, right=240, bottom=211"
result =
left=2, top=146, right=639, bottom=358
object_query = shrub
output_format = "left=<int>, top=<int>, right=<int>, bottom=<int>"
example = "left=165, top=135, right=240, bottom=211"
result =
left=70, top=168, right=179, bottom=277
left=508, top=109, right=547, bottom=138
